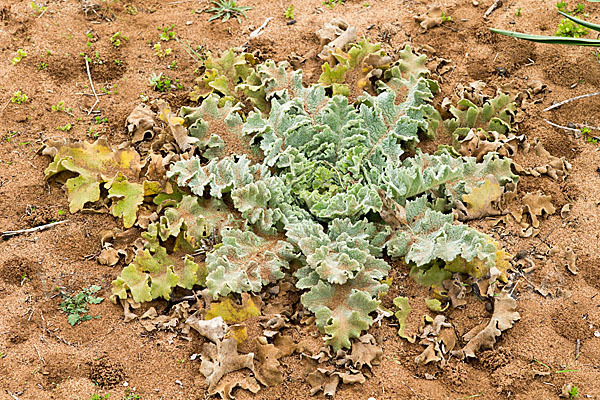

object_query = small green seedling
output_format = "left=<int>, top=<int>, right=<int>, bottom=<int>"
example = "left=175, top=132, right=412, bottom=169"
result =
left=167, top=60, right=178, bottom=69
left=11, top=91, right=29, bottom=104
left=153, top=43, right=172, bottom=58
left=59, top=285, right=104, bottom=326
left=57, top=123, right=72, bottom=131
left=87, top=126, right=99, bottom=138
left=90, top=394, right=110, bottom=400
left=149, top=73, right=171, bottom=91
left=285, top=4, right=295, bottom=19
left=441, top=11, right=453, bottom=22
left=12, top=49, right=27, bottom=66
left=30, top=1, right=47, bottom=15
left=38, top=62, right=48, bottom=70
left=515, top=7, right=522, bottom=16
left=205, top=0, right=252, bottom=23
left=323, top=0, right=344, bottom=8
left=95, top=116, right=108, bottom=124
left=158, top=24, right=176, bottom=41
left=569, top=385, right=579, bottom=399
left=556, top=17, right=588, bottom=37
left=110, top=32, right=129, bottom=47
left=52, top=100, right=73, bottom=114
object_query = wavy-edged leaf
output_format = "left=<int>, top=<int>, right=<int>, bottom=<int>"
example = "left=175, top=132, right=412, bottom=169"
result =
left=43, top=138, right=145, bottom=228
left=318, top=39, right=392, bottom=98
left=190, top=49, right=255, bottom=103
left=180, top=94, right=260, bottom=160
left=167, top=155, right=256, bottom=198
left=205, top=229, right=295, bottom=298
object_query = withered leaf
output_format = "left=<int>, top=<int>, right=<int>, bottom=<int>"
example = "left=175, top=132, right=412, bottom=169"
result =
left=200, top=337, right=255, bottom=393
left=452, top=292, right=520, bottom=359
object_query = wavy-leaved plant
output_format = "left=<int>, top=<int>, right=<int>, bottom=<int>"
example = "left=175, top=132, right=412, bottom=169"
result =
left=106, top=46, right=518, bottom=351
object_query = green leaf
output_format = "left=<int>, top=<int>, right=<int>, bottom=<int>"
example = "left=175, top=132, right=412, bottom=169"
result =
left=43, top=138, right=145, bottom=227
left=490, top=28, right=600, bottom=46
left=190, top=49, right=255, bottom=102
left=393, top=296, right=415, bottom=342
left=318, top=39, right=392, bottom=98
left=557, top=10, right=600, bottom=32
left=106, top=173, right=145, bottom=228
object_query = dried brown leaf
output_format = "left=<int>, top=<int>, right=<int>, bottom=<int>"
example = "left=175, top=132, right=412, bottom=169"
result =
left=200, top=337, right=255, bottom=393
left=565, top=248, right=578, bottom=275
left=186, top=314, right=227, bottom=343
left=126, top=103, right=155, bottom=143
left=452, top=292, right=520, bottom=359
left=213, top=376, right=260, bottom=400
left=522, top=192, right=556, bottom=228
left=316, top=18, right=357, bottom=62
left=255, top=339, right=283, bottom=386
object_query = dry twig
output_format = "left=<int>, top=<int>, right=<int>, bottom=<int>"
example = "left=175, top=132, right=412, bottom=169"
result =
left=1, top=220, right=70, bottom=239
left=84, top=57, right=100, bottom=115
left=543, top=91, right=600, bottom=112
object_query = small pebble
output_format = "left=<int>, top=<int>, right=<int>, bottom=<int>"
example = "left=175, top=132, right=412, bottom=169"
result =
left=472, top=0, right=479, bottom=6
left=286, top=19, right=297, bottom=25
left=123, top=382, right=129, bottom=387
left=594, top=331, right=600, bottom=337
left=175, top=380, right=183, bottom=387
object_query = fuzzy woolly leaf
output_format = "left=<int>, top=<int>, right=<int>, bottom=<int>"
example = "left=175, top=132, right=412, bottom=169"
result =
left=205, top=229, right=294, bottom=298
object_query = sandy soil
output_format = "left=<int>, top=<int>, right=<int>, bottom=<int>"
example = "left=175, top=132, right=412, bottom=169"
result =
left=1, top=0, right=600, bottom=399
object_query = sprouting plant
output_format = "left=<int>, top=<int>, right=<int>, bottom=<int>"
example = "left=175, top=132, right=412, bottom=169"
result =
left=59, top=285, right=104, bottom=326
left=515, top=7, right=522, bottom=16
left=57, top=123, right=72, bottom=131
left=285, top=4, right=295, bottom=19
left=52, top=100, right=73, bottom=115
left=205, top=0, right=252, bottom=23
left=90, top=394, right=110, bottom=400
left=38, top=62, right=48, bottom=70
left=111, top=32, right=129, bottom=47
left=167, top=60, right=178, bottom=70
left=87, top=126, right=99, bottom=138
left=114, top=59, right=123, bottom=66
left=556, top=17, right=588, bottom=37
left=95, top=116, right=108, bottom=124
left=158, top=24, right=176, bottom=41
left=441, top=11, right=453, bottom=22
left=11, top=48, right=27, bottom=65
left=569, top=385, right=579, bottom=399
left=323, top=0, right=344, bottom=8
left=153, top=43, right=172, bottom=58
left=11, top=91, right=28, bottom=104
left=30, top=1, right=47, bottom=15
left=149, top=72, right=173, bottom=92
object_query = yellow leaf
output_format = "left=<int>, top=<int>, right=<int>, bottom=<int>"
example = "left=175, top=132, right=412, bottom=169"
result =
left=205, top=293, right=261, bottom=323
left=462, top=176, right=503, bottom=219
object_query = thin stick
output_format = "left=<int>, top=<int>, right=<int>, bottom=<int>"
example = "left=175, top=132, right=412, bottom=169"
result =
left=34, top=344, right=45, bottom=364
left=37, top=7, right=47, bottom=18
left=74, top=92, right=108, bottom=97
left=575, top=339, right=581, bottom=359
left=543, top=119, right=581, bottom=133
left=1, top=220, right=70, bottom=239
left=84, top=58, right=100, bottom=115
left=6, top=390, right=20, bottom=400
left=1, top=99, right=10, bottom=113
left=543, top=91, right=600, bottom=112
